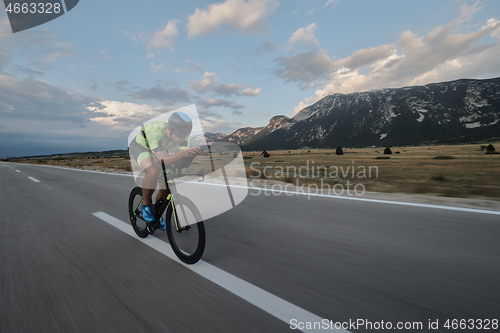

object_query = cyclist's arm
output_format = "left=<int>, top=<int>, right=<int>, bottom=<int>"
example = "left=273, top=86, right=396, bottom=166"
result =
left=153, top=147, right=201, bottom=165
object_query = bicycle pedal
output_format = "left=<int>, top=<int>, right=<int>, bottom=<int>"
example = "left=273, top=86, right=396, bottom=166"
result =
left=146, top=222, right=156, bottom=234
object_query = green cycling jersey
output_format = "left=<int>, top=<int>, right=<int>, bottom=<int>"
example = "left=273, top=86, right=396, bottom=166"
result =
left=133, top=121, right=190, bottom=166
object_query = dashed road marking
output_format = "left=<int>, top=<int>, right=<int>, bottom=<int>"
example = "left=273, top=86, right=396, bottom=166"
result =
left=93, top=211, right=350, bottom=333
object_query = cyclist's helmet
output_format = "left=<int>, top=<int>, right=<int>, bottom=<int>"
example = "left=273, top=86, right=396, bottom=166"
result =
left=167, top=112, right=192, bottom=139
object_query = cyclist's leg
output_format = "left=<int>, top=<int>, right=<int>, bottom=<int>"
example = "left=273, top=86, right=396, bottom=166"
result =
left=131, top=140, right=160, bottom=206
left=139, top=155, right=161, bottom=206
left=155, top=180, right=170, bottom=202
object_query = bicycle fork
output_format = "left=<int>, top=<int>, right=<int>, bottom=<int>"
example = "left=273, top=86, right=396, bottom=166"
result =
left=168, top=194, right=191, bottom=233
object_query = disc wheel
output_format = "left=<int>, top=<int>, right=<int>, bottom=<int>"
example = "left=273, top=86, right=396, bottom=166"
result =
left=128, top=187, right=150, bottom=238
left=166, top=196, right=205, bottom=264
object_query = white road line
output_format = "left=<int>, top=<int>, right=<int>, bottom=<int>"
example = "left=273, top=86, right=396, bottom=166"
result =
left=42, top=183, right=54, bottom=190
left=28, top=177, right=40, bottom=183
left=16, top=170, right=21, bottom=172
left=11, top=162, right=500, bottom=215
left=92, top=211, right=350, bottom=333
left=177, top=182, right=500, bottom=216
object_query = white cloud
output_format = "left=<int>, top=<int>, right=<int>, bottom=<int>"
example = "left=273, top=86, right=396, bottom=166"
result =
left=186, top=59, right=204, bottom=72
left=189, top=72, right=217, bottom=93
left=99, top=50, right=113, bottom=61
left=287, top=23, right=319, bottom=51
left=198, top=98, right=245, bottom=110
left=199, top=114, right=241, bottom=134
left=186, top=0, right=278, bottom=37
left=148, top=20, right=180, bottom=50
left=131, top=85, right=191, bottom=105
left=33, top=43, right=76, bottom=70
left=241, top=87, right=262, bottom=96
left=0, top=73, right=107, bottom=125
left=274, top=50, right=336, bottom=89
left=213, top=83, right=241, bottom=96
left=173, top=59, right=205, bottom=75
left=123, top=30, right=148, bottom=44
left=325, top=0, right=341, bottom=7
left=0, top=18, right=74, bottom=71
left=255, top=40, right=279, bottom=56
left=190, top=72, right=262, bottom=97
left=148, top=61, right=165, bottom=73
left=292, top=7, right=500, bottom=115
left=332, top=44, right=395, bottom=70
left=35, top=52, right=62, bottom=70
left=90, top=100, right=156, bottom=130
left=483, top=18, right=500, bottom=39
left=457, top=0, right=482, bottom=22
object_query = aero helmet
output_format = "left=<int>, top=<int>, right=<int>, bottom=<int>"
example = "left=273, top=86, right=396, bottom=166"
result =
left=167, top=112, right=193, bottom=139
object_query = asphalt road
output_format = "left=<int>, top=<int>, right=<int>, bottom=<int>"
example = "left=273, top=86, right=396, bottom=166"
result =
left=1, top=162, right=499, bottom=333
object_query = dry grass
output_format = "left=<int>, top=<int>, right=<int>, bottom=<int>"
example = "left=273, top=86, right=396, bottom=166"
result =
left=12, top=142, right=500, bottom=199
left=242, top=143, right=500, bottom=199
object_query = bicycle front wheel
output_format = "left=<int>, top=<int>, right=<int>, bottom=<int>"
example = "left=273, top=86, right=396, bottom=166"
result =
left=166, top=196, right=205, bottom=264
left=128, top=187, right=149, bottom=238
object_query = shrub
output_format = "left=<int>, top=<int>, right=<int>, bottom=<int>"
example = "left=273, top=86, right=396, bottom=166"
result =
left=336, top=146, right=344, bottom=155
left=430, top=175, right=453, bottom=181
left=486, top=144, right=495, bottom=153
left=383, top=147, right=392, bottom=154
left=433, top=155, right=456, bottom=159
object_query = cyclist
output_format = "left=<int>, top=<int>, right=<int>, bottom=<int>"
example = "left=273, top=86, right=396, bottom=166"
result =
left=129, top=112, right=202, bottom=230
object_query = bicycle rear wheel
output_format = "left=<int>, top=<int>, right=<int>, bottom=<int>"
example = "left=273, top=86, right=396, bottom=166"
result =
left=128, top=187, right=149, bottom=238
left=166, top=196, right=205, bottom=264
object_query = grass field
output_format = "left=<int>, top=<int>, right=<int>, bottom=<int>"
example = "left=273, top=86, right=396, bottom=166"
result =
left=244, top=143, right=500, bottom=199
left=12, top=142, right=500, bottom=199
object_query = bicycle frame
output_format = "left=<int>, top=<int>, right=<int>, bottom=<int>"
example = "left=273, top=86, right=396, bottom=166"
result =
left=128, top=154, right=208, bottom=264
left=132, top=160, right=204, bottom=234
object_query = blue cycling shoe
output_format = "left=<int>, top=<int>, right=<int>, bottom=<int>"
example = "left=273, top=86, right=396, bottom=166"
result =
left=141, top=205, right=155, bottom=222
left=141, top=205, right=165, bottom=230
left=158, top=217, right=166, bottom=231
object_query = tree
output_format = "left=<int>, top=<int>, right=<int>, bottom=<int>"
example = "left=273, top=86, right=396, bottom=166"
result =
left=486, top=144, right=495, bottom=153
left=384, top=147, right=392, bottom=155
left=336, top=146, right=344, bottom=155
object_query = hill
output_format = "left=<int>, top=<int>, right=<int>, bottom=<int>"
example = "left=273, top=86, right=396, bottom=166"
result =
left=222, top=77, right=500, bottom=150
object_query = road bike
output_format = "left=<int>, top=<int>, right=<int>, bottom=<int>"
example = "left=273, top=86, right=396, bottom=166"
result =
left=128, top=160, right=206, bottom=264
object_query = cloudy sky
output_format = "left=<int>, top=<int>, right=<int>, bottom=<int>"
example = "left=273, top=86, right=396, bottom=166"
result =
left=1, top=0, right=500, bottom=157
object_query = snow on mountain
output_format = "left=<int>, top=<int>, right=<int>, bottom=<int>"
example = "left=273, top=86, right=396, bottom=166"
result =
left=226, top=77, right=500, bottom=150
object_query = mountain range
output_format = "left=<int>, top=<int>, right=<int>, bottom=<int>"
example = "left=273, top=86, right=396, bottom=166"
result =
left=221, top=77, right=500, bottom=149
